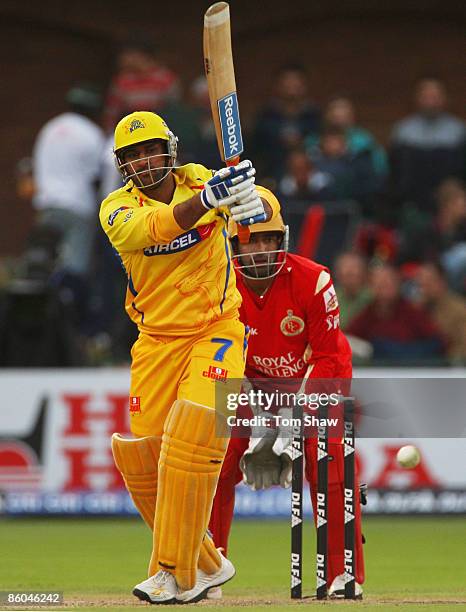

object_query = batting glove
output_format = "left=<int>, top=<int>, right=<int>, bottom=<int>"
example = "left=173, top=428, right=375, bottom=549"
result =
left=201, top=160, right=256, bottom=211
left=229, top=187, right=267, bottom=226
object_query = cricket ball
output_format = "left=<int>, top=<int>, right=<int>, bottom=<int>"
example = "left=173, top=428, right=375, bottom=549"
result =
left=396, top=445, right=421, bottom=469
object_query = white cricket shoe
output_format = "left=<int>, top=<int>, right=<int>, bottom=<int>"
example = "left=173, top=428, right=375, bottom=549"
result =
left=176, top=552, right=235, bottom=603
left=328, top=573, right=363, bottom=599
left=206, top=586, right=223, bottom=600
left=133, top=570, right=179, bottom=605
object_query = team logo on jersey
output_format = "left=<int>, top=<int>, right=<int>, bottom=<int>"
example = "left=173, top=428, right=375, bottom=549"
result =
left=126, top=118, right=146, bottom=133
left=203, top=365, right=228, bottom=382
left=108, top=206, right=130, bottom=226
left=280, top=310, right=305, bottom=336
left=323, top=285, right=339, bottom=313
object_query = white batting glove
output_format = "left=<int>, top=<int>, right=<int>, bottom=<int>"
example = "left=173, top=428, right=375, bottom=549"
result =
left=229, top=187, right=267, bottom=226
left=240, top=430, right=282, bottom=491
left=272, top=408, right=294, bottom=489
left=201, top=160, right=256, bottom=211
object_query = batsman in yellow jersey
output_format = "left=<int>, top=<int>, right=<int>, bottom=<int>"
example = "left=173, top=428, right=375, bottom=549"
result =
left=100, top=111, right=280, bottom=604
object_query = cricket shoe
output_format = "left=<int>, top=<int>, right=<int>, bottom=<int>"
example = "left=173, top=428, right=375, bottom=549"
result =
left=328, top=573, right=363, bottom=599
left=133, top=570, right=179, bottom=605
left=176, top=552, right=235, bottom=603
left=206, top=586, right=223, bottom=600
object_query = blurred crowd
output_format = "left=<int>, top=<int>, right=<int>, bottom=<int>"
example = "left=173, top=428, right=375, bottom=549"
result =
left=2, top=36, right=466, bottom=367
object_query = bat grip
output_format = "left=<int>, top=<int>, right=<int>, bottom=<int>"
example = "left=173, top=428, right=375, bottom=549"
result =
left=226, top=156, right=250, bottom=243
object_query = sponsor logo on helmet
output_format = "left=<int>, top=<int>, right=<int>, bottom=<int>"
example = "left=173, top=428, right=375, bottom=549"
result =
left=280, top=310, right=305, bottom=336
left=126, top=118, right=146, bottom=133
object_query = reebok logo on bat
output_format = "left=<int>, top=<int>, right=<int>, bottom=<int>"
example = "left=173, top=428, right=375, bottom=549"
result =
left=218, top=92, right=244, bottom=161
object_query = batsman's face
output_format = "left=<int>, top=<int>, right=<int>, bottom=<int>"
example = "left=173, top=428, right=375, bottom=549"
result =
left=237, top=232, right=281, bottom=278
left=121, top=140, right=170, bottom=188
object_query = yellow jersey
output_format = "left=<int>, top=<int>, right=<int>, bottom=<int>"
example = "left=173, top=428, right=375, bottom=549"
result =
left=100, top=163, right=280, bottom=337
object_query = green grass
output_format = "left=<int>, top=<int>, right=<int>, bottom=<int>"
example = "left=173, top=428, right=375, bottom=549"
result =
left=0, top=517, right=465, bottom=610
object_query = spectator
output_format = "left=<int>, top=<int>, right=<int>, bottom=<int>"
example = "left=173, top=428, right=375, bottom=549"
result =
left=252, top=64, right=320, bottom=183
left=309, top=126, right=379, bottom=206
left=278, top=148, right=329, bottom=201
left=398, top=178, right=466, bottom=293
left=346, top=264, right=445, bottom=362
left=306, top=95, right=388, bottom=180
left=161, top=75, right=221, bottom=168
left=0, top=226, right=84, bottom=367
left=416, top=262, right=466, bottom=363
left=390, top=77, right=466, bottom=212
left=334, top=252, right=372, bottom=330
left=103, top=35, right=180, bottom=132
left=32, top=83, right=105, bottom=282
left=354, top=217, right=400, bottom=264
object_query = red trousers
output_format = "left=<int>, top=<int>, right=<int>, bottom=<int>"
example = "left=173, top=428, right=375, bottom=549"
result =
left=209, top=435, right=365, bottom=586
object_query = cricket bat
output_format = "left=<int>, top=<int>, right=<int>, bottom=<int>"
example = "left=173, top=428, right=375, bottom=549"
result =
left=203, top=1, right=250, bottom=242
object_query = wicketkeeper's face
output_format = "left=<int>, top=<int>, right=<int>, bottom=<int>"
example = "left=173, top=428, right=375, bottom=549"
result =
left=236, top=232, right=282, bottom=278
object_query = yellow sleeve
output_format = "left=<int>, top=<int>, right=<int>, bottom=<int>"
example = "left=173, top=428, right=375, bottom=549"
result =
left=256, top=184, right=281, bottom=219
left=100, top=193, right=184, bottom=253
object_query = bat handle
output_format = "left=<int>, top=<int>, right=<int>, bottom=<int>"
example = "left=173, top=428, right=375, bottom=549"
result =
left=226, top=156, right=250, bottom=244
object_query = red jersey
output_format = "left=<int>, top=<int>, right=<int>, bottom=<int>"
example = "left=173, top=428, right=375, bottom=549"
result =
left=236, top=253, right=352, bottom=382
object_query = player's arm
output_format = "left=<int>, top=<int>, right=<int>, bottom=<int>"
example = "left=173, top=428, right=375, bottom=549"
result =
left=100, top=199, right=182, bottom=251
left=100, top=161, right=257, bottom=251
left=176, top=162, right=278, bottom=229
left=304, top=270, right=342, bottom=380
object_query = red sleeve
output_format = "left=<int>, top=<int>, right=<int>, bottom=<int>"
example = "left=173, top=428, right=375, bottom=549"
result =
left=304, top=272, right=342, bottom=380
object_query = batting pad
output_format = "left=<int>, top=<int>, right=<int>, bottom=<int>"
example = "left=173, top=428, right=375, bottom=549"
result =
left=152, top=399, right=228, bottom=590
left=111, top=433, right=161, bottom=529
left=112, top=433, right=222, bottom=577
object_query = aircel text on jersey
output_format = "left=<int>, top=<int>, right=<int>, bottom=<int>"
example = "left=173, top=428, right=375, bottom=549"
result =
left=144, top=231, right=198, bottom=255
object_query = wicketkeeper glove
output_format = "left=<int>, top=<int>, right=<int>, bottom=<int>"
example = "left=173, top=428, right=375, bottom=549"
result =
left=240, top=434, right=282, bottom=491
left=201, top=160, right=256, bottom=211
left=239, top=413, right=281, bottom=491
left=271, top=408, right=294, bottom=489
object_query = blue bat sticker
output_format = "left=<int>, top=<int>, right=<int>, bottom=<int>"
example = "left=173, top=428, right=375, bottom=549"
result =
left=218, top=92, right=244, bottom=161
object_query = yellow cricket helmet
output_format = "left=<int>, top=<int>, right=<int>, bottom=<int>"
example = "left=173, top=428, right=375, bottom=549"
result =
left=228, top=212, right=286, bottom=239
left=113, top=111, right=178, bottom=187
left=114, top=111, right=177, bottom=155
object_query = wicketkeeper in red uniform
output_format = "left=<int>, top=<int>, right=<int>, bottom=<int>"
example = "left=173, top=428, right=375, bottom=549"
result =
left=209, top=214, right=365, bottom=598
